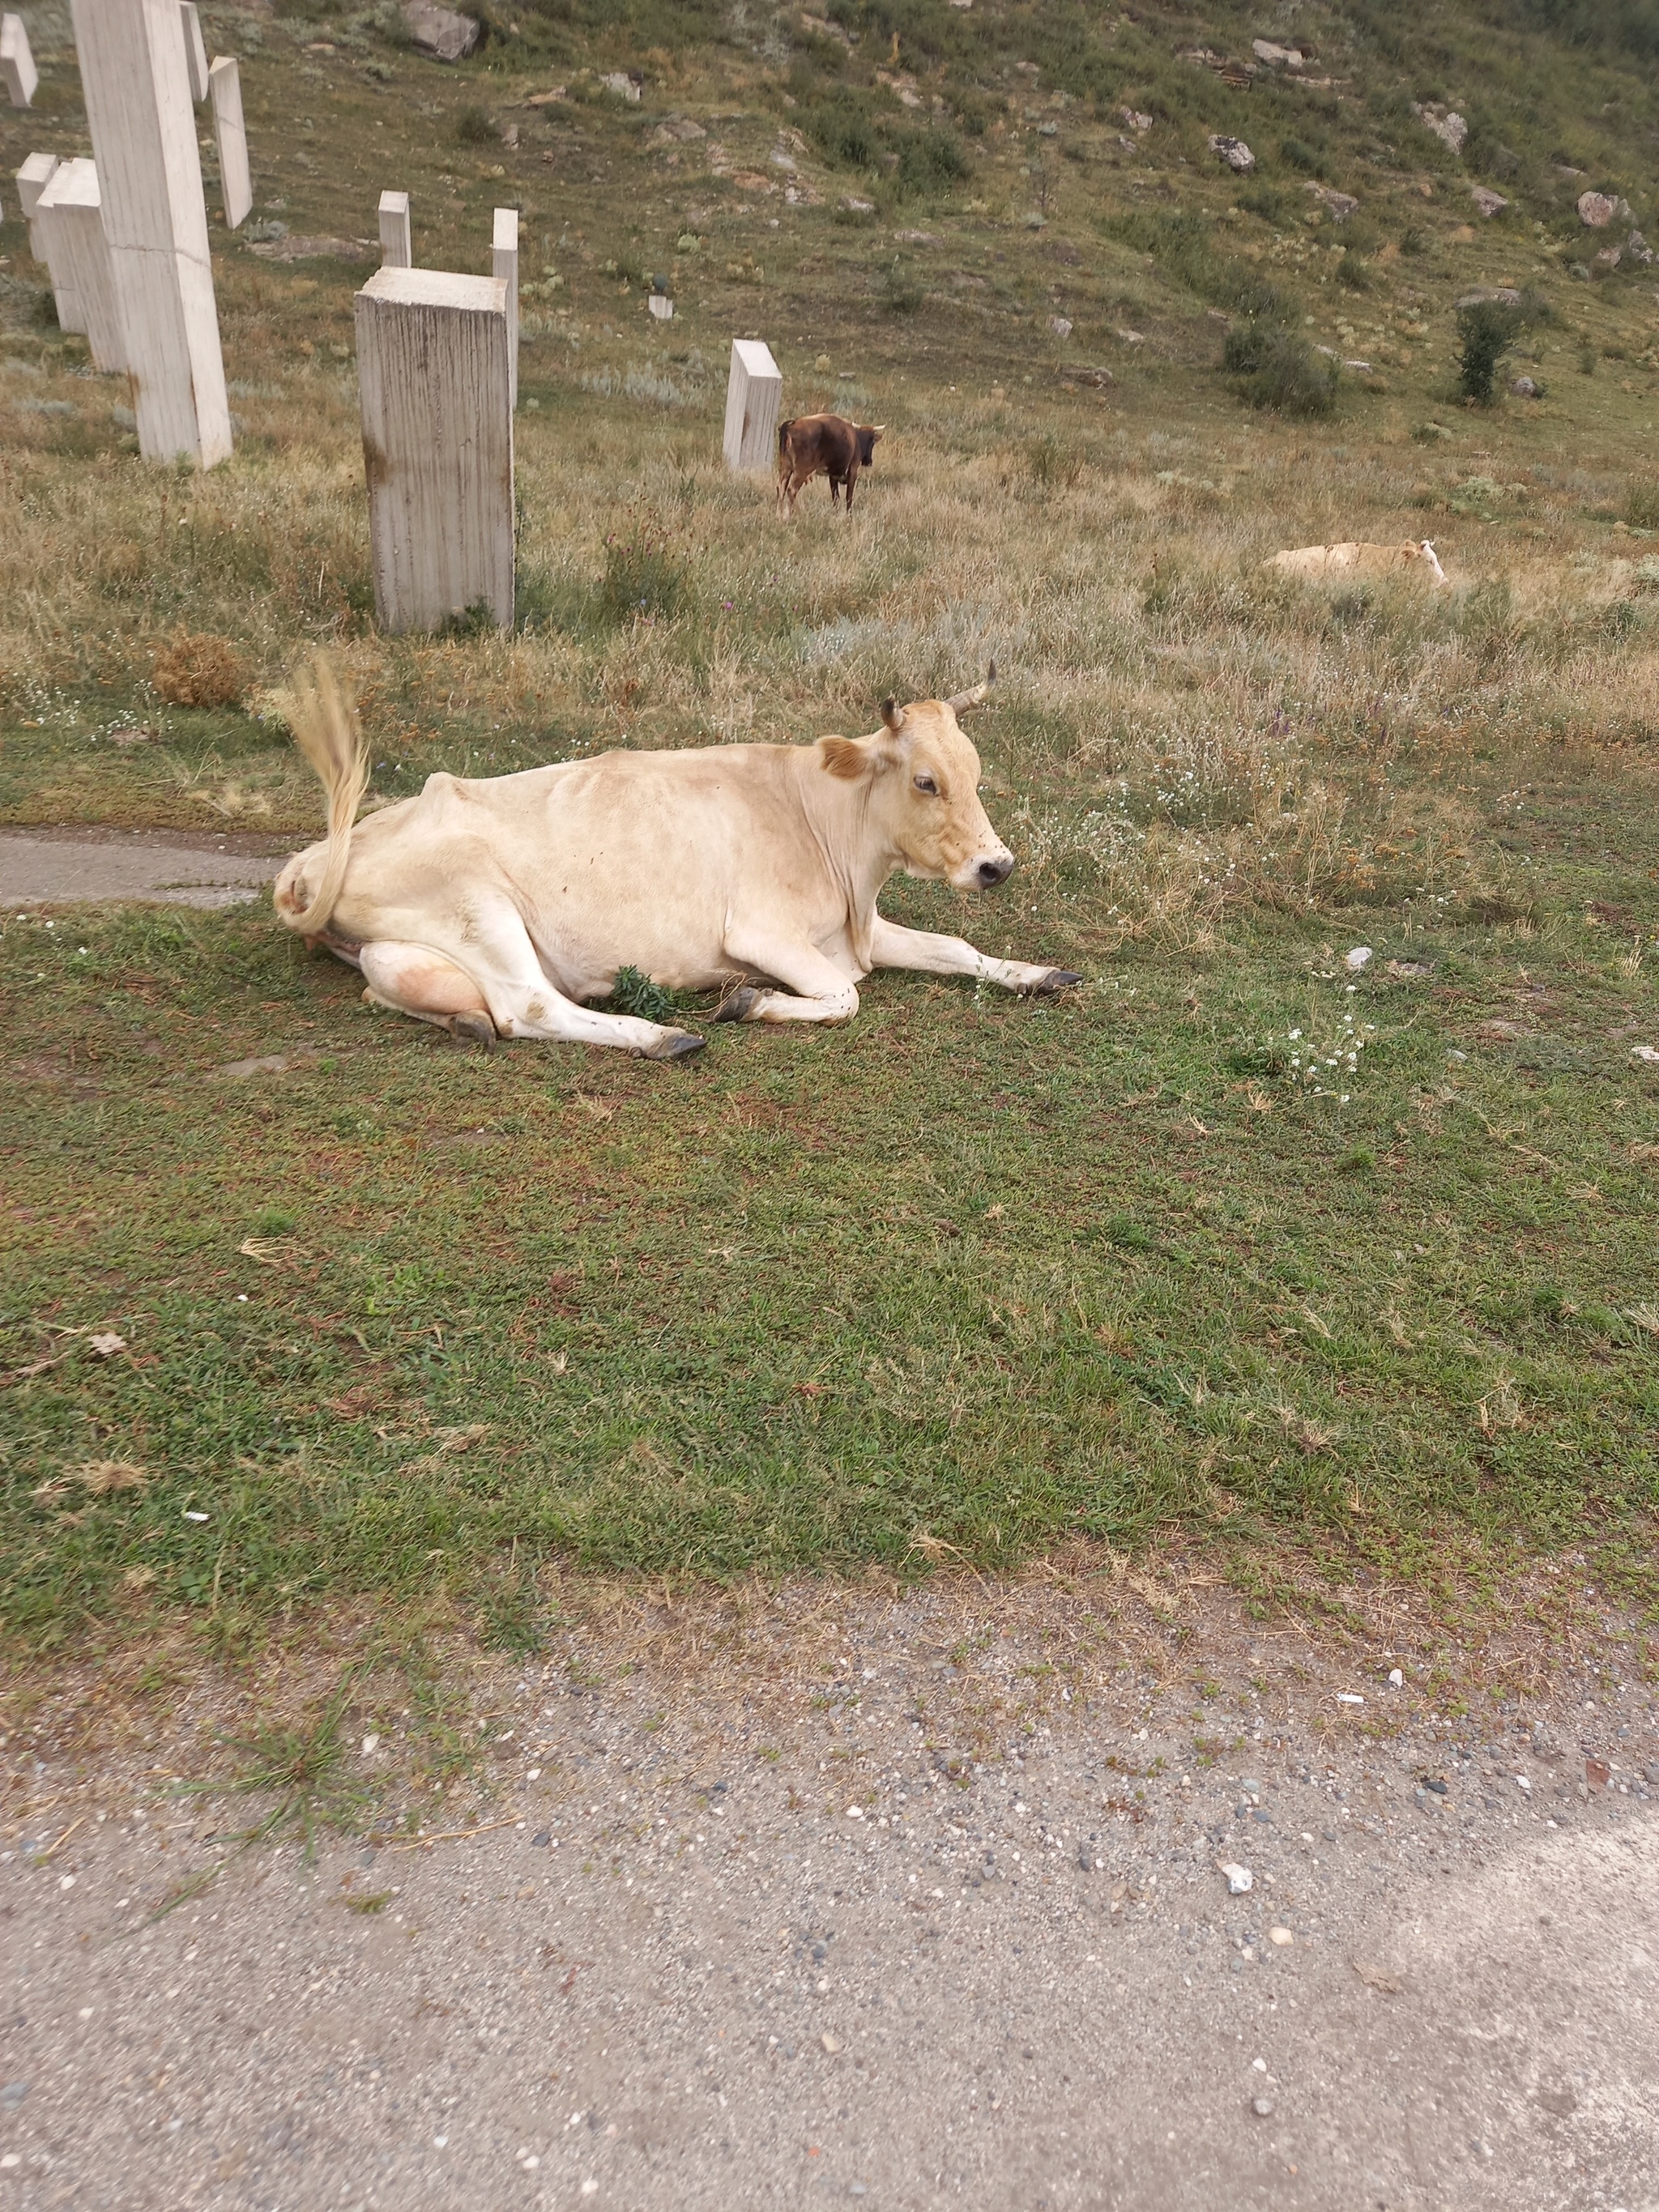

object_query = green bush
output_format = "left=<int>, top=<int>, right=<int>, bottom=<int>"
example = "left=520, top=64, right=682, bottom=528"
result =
left=881, top=258, right=923, bottom=314
left=454, top=104, right=496, bottom=145
left=1625, top=484, right=1659, bottom=528
left=806, top=85, right=880, bottom=169
left=1456, top=298, right=1524, bottom=403
left=1222, top=322, right=1339, bottom=416
left=893, top=123, right=969, bottom=194
left=1280, top=135, right=1327, bottom=176
left=1235, top=185, right=1287, bottom=224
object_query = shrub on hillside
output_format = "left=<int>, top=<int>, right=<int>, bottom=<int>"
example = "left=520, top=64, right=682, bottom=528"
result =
left=1456, top=298, right=1524, bottom=403
left=1222, top=323, right=1339, bottom=417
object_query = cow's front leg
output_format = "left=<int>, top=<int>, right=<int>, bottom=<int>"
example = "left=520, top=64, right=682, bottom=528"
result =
left=867, top=915, right=1082, bottom=995
left=713, top=936, right=860, bottom=1025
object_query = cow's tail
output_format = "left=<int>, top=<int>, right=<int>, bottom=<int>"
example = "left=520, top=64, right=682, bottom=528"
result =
left=778, top=417, right=794, bottom=458
left=276, top=652, right=369, bottom=935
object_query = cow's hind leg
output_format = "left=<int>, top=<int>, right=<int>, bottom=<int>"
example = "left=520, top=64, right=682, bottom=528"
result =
left=360, top=941, right=498, bottom=1044
left=456, top=901, right=704, bottom=1060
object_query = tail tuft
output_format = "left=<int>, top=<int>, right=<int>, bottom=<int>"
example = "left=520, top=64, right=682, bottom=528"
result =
left=277, top=653, right=369, bottom=935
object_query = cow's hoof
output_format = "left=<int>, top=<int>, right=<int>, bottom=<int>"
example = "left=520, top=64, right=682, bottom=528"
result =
left=713, top=986, right=761, bottom=1024
left=1030, top=968, right=1085, bottom=995
left=641, top=1027, right=705, bottom=1061
left=451, top=1012, right=497, bottom=1048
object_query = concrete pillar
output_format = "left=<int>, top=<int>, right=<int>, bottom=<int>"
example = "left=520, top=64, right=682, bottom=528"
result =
left=16, top=151, right=58, bottom=264
left=2, top=12, right=36, bottom=106
left=68, top=0, right=232, bottom=467
left=355, top=266, right=514, bottom=634
left=208, top=55, right=250, bottom=228
left=178, top=0, right=207, bottom=100
left=36, top=158, right=124, bottom=369
left=723, top=337, right=783, bottom=473
left=28, top=156, right=81, bottom=329
left=378, top=188, right=410, bottom=267
left=492, top=204, right=518, bottom=410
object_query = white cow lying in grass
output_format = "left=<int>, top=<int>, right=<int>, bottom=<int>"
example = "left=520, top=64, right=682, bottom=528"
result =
left=1265, top=539, right=1449, bottom=586
left=272, top=659, right=1081, bottom=1061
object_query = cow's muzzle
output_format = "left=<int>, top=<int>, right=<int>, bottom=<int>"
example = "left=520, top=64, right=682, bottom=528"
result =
left=975, top=855, right=1014, bottom=888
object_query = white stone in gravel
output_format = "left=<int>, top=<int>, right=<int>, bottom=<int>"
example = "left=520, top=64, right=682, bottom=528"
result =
left=1219, top=1862, right=1253, bottom=1894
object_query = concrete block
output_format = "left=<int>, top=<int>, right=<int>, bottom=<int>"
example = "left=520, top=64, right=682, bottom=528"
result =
left=36, top=158, right=123, bottom=366
left=355, top=266, right=514, bottom=634
left=723, top=337, right=782, bottom=473
left=2, top=12, right=37, bottom=106
left=208, top=55, right=250, bottom=228
left=492, top=203, right=518, bottom=409
left=16, top=151, right=58, bottom=265
left=648, top=294, right=673, bottom=321
left=178, top=0, right=207, bottom=99
left=378, top=187, right=411, bottom=267
left=69, top=0, right=232, bottom=467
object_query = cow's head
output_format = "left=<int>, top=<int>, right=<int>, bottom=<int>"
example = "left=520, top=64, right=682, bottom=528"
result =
left=818, top=663, right=1013, bottom=891
left=856, top=424, right=884, bottom=467
left=1417, top=539, right=1449, bottom=587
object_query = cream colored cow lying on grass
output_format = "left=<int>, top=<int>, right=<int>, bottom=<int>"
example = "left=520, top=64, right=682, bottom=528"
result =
left=272, top=660, right=1080, bottom=1061
left=1265, top=539, right=1449, bottom=586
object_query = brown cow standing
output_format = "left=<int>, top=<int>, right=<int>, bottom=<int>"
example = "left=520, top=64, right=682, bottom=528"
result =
left=777, top=413, right=884, bottom=517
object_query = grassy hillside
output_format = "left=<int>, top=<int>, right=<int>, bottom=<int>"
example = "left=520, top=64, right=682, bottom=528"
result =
left=4, top=1, right=1659, bottom=1652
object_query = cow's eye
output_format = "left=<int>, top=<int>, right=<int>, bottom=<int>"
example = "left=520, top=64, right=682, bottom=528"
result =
left=914, top=774, right=939, bottom=796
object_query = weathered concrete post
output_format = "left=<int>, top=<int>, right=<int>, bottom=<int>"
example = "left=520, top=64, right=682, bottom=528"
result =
left=377, top=188, right=411, bottom=267
left=723, top=337, right=782, bottom=473
left=36, top=158, right=124, bottom=366
left=68, top=0, right=232, bottom=466
left=355, top=266, right=514, bottom=634
left=492, top=204, right=518, bottom=410
left=2, top=12, right=37, bottom=106
left=178, top=0, right=207, bottom=100
left=208, top=55, right=250, bottom=228
left=16, top=151, right=58, bottom=266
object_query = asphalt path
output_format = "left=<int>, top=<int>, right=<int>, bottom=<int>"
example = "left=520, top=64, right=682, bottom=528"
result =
left=3, top=1620, right=1654, bottom=2211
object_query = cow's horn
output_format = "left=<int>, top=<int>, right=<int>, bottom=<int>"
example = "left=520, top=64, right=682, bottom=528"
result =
left=945, top=658, right=997, bottom=713
left=881, top=696, right=906, bottom=733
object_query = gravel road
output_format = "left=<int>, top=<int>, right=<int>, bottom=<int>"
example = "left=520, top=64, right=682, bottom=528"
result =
left=3, top=1598, right=1655, bottom=2210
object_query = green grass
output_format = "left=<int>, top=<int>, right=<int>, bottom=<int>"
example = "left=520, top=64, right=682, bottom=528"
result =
left=6, top=829, right=1659, bottom=1645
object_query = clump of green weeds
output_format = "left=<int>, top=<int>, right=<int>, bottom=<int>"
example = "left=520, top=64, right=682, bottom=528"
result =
left=599, top=509, right=689, bottom=624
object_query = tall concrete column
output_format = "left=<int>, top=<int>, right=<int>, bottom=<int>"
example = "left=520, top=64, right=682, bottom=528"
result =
left=492, top=205, right=518, bottom=411
left=208, top=56, right=251, bottom=229
left=356, top=266, right=514, bottom=634
left=723, top=338, right=782, bottom=473
left=69, top=0, right=232, bottom=467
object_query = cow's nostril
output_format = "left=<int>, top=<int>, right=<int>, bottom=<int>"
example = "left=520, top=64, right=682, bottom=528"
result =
left=978, top=856, right=1013, bottom=887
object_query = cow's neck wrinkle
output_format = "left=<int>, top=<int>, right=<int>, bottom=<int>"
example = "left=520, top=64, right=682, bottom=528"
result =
left=799, top=755, right=901, bottom=959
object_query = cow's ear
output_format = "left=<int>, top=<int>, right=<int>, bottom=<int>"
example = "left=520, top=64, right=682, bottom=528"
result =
left=820, top=735, right=870, bottom=780
left=870, top=426, right=885, bottom=441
